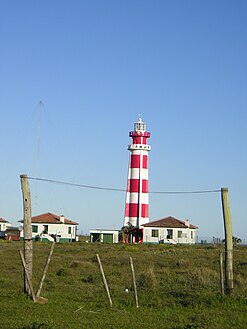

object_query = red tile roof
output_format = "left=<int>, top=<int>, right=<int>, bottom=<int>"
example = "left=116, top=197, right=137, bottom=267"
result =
left=142, top=216, right=198, bottom=229
left=20, top=213, right=78, bottom=225
left=0, top=218, right=9, bottom=223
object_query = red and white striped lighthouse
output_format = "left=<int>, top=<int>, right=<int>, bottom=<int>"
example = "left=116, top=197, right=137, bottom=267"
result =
left=124, top=115, right=151, bottom=228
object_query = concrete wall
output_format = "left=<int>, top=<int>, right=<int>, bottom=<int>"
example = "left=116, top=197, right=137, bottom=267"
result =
left=90, top=230, right=119, bottom=243
left=20, top=223, right=77, bottom=241
left=143, top=227, right=197, bottom=244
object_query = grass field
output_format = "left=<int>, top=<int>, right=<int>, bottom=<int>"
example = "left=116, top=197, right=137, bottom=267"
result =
left=1, top=240, right=247, bottom=329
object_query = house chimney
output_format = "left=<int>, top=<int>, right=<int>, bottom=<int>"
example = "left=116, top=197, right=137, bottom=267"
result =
left=185, top=219, right=190, bottom=228
left=60, top=215, right=65, bottom=223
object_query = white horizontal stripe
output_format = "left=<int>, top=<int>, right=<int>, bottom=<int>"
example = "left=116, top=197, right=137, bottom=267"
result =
left=125, top=193, right=130, bottom=204
left=125, top=192, right=149, bottom=204
left=130, top=149, right=149, bottom=156
left=128, top=168, right=148, bottom=180
left=139, top=193, right=149, bottom=204
left=123, top=217, right=137, bottom=226
left=139, top=218, right=149, bottom=226
left=124, top=217, right=149, bottom=227
left=139, top=170, right=148, bottom=180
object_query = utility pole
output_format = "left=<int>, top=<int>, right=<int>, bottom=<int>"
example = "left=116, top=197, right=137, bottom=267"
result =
left=20, top=174, right=33, bottom=296
left=221, top=187, right=233, bottom=295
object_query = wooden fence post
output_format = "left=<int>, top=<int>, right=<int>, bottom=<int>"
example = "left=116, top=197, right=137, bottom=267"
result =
left=20, top=174, right=33, bottom=296
left=96, top=254, right=113, bottom=307
left=19, top=250, right=36, bottom=302
left=36, top=241, right=55, bottom=297
left=219, top=251, right=224, bottom=296
left=130, top=257, right=139, bottom=308
left=221, top=187, right=234, bottom=295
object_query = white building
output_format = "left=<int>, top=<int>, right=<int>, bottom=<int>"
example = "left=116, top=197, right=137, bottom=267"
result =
left=19, top=212, right=78, bottom=242
left=0, top=218, right=11, bottom=238
left=142, top=216, right=198, bottom=244
left=90, top=229, right=119, bottom=243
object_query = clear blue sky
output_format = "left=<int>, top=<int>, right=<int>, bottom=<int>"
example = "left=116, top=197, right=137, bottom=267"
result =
left=1, top=0, right=247, bottom=240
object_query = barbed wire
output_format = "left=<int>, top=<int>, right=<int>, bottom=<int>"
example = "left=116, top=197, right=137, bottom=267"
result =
left=27, top=176, right=221, bottom=195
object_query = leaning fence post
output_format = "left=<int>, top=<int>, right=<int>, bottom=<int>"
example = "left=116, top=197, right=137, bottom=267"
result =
left=19, top=250, right=36, bottom=302
left=219, top=251, right=224, bottom=296
left=20, top=174, right=33, bottom=296
left=96, top=254, right=113, bottom=307
left=130, top=256, right=139, bottom=308
left=221, top=187, right=234, bottom=296
left=36, top=241, right=55, bottom=297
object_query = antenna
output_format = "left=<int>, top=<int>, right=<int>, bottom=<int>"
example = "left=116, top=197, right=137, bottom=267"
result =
left=34, top=101, right=44, bottom=212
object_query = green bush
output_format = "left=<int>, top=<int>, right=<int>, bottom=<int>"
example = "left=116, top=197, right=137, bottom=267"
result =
left=81, top=274, right=95, bottom=283
left=55, top=268, right=67, bottom=276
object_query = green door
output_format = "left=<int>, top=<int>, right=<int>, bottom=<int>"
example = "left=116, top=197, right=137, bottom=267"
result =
left=103, top=234, right=113, bottom=243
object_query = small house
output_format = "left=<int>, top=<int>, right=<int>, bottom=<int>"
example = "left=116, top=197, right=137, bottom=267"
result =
left=142, top=216, right=198, bottom=244
left=0, top=218, right=11, bottom=239
left=90, top=229, right=119, bottom=243
left=5, top=227, right=21, bottom=241
left=19, top=212, right=78, bottom=242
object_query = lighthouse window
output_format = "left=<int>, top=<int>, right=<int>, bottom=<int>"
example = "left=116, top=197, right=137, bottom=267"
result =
left=135, top=123, right=146, bottom=131
left=151, top=229, right=159, bottom=238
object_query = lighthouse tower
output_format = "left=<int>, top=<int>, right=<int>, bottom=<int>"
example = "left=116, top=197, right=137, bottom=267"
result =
left=124, top=115, right=151, bottom=228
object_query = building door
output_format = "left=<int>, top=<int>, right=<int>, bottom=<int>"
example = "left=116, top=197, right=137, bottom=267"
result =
left=91, top=233, right=100, bottom=242
left=43, top=225, right=48, bottom=234
left=167, top=229, right=173, bottom=239
left=103, top=234, right=113, bottom=243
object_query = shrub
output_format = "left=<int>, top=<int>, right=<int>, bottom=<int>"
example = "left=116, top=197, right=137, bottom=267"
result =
left=81, top=274, right=95, bottom=283
left=56, top=268, right=67, bottom=276
left=70, top=261, right=79, bottom=268
left=137, top=266, right=156, bottom=289
left=176, top=258, right=191, bottom=268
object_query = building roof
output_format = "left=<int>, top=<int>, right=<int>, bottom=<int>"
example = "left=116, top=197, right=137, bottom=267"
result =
left=19, top=213, right=78, bottom=225
left=0, top=218, right=9, bottom=223
left=6, top=226, right=20, bottom=231
left=142, top=216, right=198, bottom=229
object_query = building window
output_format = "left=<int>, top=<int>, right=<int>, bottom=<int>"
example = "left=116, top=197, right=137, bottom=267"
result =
left=43, top=225, right=48, bottom=234
left=191, top=231, right=194, bottom=239
left=178, top=231, right=182, bottom=238
left=32, top=225, right=38, bottom=233
left=151, top=229, right=159, bottom=238
left=68, top=227, right=72, bottom=235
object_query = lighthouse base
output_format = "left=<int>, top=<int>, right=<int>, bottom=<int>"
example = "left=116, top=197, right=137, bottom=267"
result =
left=120, top=226, right=144, bottom=244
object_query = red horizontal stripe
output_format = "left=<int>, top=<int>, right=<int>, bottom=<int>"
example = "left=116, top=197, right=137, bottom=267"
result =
left=124, top=203, right=129, bottom=217
left=130, top=155, right=140, bottom=168
left=125, top=203, right=139, bottom=217
left=133, top=137, right=142, bottom=144
left=127, top=179, right=148, bottom=192
left=142, top=155, right=148, bottom=169
left=129, top=203, right=139, bottom=217
left=129, top=179, right=139, bottom=192
left=125, top=203, right=149, bottom=218
left=142, top=179, right=148, bottom=192
left=142, top=204, right=149, bottom=218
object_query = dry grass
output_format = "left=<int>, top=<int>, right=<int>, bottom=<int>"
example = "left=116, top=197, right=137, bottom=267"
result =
left=1, top=241, right=247, bottom=329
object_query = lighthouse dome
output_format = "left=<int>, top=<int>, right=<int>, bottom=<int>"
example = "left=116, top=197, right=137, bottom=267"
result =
left=134, top=115, right=146, bottom=132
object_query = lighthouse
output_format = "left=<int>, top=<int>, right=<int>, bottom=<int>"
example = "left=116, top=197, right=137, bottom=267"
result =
left=124, top=115, right=151, bottom=229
